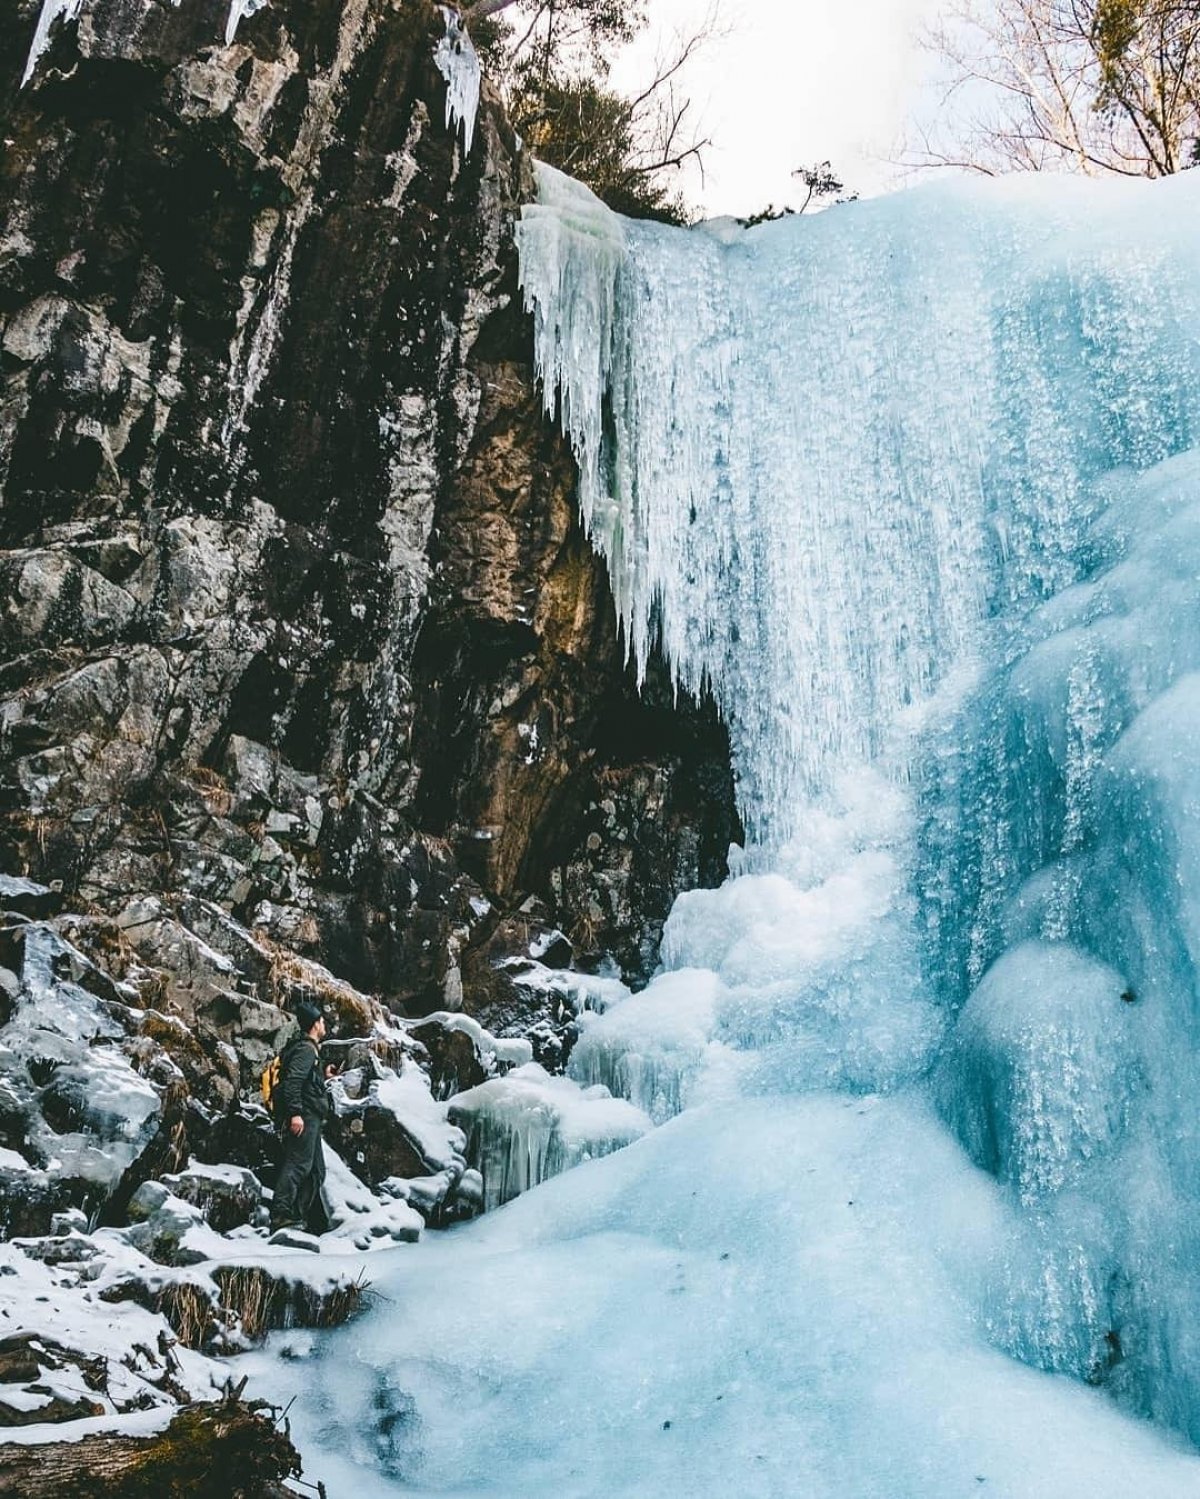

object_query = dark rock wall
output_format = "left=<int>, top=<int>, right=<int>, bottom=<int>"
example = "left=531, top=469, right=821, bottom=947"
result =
left=0, top=0, right=739, bottom=1026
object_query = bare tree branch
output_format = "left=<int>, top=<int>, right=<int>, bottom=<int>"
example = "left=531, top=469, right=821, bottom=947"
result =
left=905, top=0, right=1200, bottom=179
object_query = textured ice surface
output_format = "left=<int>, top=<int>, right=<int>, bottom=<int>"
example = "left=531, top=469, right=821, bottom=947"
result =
left=254, top=1098, right=1200, bottom=1499
left=518, top=167, right=1200, bottom=845
left=433, top=7, right=480, bottom=155
left=257, top=168, right=1200, bottom=1492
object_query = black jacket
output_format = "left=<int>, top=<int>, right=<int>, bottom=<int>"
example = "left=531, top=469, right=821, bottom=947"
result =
left=278, top=1036, right=331, bottom=1122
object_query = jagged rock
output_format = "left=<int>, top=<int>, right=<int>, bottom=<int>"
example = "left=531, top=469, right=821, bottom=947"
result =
left=408, top=1019, right=490, bottom=1101
left=163, top=1162, right=264, bottom=1234
left=123, top=1183, right=209, bottom=1266
left=325, top=1092, right=435, bottom=1188
left=0, top=0, right=737, bottom=1025
left=190, top=1105, right=278, bottom=1178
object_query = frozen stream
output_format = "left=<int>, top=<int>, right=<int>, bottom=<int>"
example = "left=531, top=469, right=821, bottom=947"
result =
left=248, top=168, right=1200, bottom=1495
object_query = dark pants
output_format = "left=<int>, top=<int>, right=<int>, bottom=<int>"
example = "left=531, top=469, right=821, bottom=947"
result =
left=271, top=1115, right=329, bottom=1233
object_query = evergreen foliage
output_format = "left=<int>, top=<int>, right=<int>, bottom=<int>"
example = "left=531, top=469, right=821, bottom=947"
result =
left=471, top=0, right=707, bottom=223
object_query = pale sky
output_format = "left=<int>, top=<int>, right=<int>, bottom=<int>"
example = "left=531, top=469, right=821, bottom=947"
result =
left=610, top=0, right=947, bottom=219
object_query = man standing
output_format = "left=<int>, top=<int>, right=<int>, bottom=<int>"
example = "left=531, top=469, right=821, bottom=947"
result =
left=270, top=998, right=334, bottom=1238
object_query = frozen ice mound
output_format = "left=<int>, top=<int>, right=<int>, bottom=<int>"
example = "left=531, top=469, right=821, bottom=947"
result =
left=918, top=447, right=1200, bottom=1442
left=249, top=1096, right=1200, bottom=1499
left=567, top=967, right=750, bottom=1123
left=935, top=941, right=1140, bottom=1200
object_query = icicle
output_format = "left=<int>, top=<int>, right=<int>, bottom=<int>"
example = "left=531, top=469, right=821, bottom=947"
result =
left=434, top=6, right=481, bottom=155
left=225, top=0, right=268, bottom=47
left=517, top=165, right=1200, bottom=847
left=449, top=1064, right=649, bottom=1210
left=22, top=0, right=84, bottom=86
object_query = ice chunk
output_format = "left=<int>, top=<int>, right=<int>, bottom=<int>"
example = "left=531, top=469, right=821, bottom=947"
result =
left=567, top=968, right=734, bottom=1123
left=450, top=1063, right=650, bottom=1209
left=936, top=941, right=1140, bottom=1200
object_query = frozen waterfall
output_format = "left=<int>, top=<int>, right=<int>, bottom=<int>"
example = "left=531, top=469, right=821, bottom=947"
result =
left=517, top=166, right=1200, bottom=845
left=249, top=167, right=1200, bottom=1496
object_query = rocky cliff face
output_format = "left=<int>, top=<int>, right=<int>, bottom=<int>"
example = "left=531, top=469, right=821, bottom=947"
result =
left=0, top=0, right=738, bottom=1023
left=0, top=0, right=738, bottom=1457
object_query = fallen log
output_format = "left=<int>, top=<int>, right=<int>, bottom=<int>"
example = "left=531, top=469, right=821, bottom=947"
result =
left=0, top=1396, right=303, bottom=1498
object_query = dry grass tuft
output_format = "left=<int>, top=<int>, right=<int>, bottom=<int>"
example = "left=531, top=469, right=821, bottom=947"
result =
left=257, top=939, right=379, bottom=1036
left=214, top=1265, right=370, bottom=1343
left=157, top=1282, right=215, bottom=1351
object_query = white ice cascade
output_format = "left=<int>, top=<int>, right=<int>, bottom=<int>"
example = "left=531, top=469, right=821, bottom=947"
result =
left=434, top=6, right=481, bottom=156
left=517, top=167, right=1200, bottom=845
left=22, top=0, right=268, bottom=87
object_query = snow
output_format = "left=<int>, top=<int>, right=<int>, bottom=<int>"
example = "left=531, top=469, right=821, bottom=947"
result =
left=498, top=958, right=633, bottom=1016
left=0, top=874, right=53, bottom=900
left=0, top=1407, right=175, bottom=1447
left=365, top=1058, right=466, bottom=1172
left=417, top=1010, right=534, bottom=1068
left=253, top=165, right=1200, bottom=1493
left=16, top=17, right=1200, bottom=1484
left=433, top=7, right=481, bottom=156
left=0, top=1240, right=224, bottom=1418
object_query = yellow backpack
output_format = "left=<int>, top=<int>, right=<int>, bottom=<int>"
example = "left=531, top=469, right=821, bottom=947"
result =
left=261, top=1051, right=283, bottom=1115
left=262, top=1036, right=315, bottom=1116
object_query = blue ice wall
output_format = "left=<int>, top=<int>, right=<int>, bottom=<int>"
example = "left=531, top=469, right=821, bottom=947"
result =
left=518, top=168, right=1200, bottom=843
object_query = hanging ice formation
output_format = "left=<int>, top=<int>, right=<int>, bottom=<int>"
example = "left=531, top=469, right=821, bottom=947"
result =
left=224, top=0, right=268, bottom=47
left=256, top=168, right=1200, bottom=1495
left=22, top=0, right=267, bottom=87
left=22, top=0, right=85, bottom=86
left=434, top=6, right=481, bottom=156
